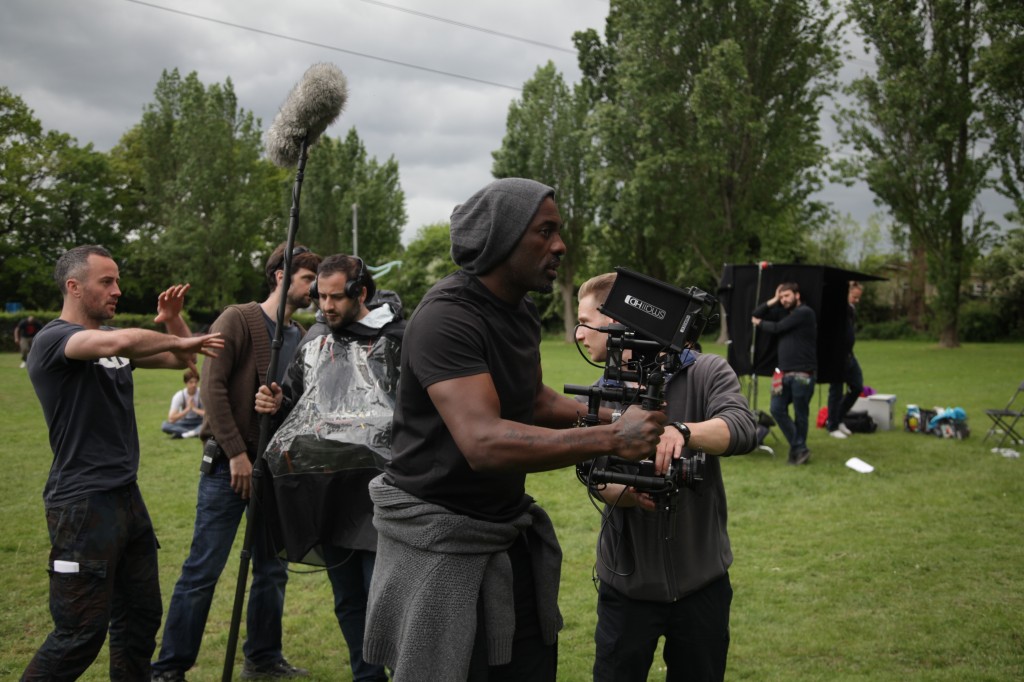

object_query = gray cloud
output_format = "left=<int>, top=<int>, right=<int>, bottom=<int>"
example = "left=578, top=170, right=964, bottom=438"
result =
left=2, top=0, right=1011, bottom=250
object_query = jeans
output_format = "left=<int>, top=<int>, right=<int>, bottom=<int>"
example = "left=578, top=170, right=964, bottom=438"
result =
left=22, top=484, right=162, bottom=682
left=771, top=373, right=815, bottom=455
left=160, top=415, right=203, bottom=436
left=152, top=464, right=288, bottom=673
left=323, top=547, right=387, bottom=681
left=827, top=354, right=863, bottom=431
left=593, top=574, right=732, bottom=682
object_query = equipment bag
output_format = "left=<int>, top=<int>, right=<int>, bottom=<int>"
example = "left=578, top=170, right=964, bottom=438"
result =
left=843, top=410, right=877, bottom=434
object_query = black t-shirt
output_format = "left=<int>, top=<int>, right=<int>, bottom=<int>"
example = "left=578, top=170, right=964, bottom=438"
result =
left=27, top=319, right=139, bottom=508
left=388, top=271, right=541, bottom=522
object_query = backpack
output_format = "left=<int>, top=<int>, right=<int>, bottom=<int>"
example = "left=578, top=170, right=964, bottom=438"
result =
left=843, top=410, right=877, bottom=434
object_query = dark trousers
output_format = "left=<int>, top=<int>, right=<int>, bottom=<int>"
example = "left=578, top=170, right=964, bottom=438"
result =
left=771, top=373, right=815, bottom=456
left=827, top=354, right=864, bottom=431
left=22, top=484, right=162, bottom=682
left=593, top=573, right=732, bottom=682
left=467, top=535, right=558, bottom=682
left=323, top=546, right=387, bottom=682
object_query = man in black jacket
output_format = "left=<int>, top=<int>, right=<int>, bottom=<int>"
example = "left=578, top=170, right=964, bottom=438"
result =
left=826, top=281, right=864, bottom=439
left=752, top=282, right=817, bottom=465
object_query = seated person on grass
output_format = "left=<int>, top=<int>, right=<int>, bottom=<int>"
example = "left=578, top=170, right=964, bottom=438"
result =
left=161, top=368, right=204, bottom=438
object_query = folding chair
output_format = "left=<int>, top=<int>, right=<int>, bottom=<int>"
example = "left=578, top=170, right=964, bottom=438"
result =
left=983, top=380, right=1024, bottom=449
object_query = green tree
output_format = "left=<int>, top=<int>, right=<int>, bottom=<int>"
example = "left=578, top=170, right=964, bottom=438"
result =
left=111, top=69, right=286, bottom=311
left=492, top=62, right=593, bottom=340
left=386, top=222, right=456, bottom=315
left=978, top=0, right=1024, bottom=222
left=575, top=0, right=840, bottom=291
left=1, top=87, right=126, bottom=309
left=297, top=129, right=406, bottom=266
left=977, top=227, right=1024, bottom=336
left=838, top=0, right=993, bottom=347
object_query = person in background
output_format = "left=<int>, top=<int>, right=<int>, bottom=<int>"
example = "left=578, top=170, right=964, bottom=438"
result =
left=161, top=368, right=205, bottom=439
left=751, top=282, right=817, bottom=465
left=826, top=281, right=864, bottom=439
left=15, top=314, right=42, bottom=368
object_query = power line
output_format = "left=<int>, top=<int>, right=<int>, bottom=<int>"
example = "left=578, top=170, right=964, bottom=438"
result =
left=122, top=0, right=523, bottom=91
left=356, top=0, right=577, bottom=54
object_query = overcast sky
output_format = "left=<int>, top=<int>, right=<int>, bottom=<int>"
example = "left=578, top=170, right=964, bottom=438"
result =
left=1, top=0, right=1012, bottom=248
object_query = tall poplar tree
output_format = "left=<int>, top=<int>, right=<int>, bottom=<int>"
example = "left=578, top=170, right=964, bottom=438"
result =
left=575, top=0, right=841, bottom=290
left=112, top=69, right=285, bottom=311
left=978, top=0, right=1024, bottom=222
left=838, top=0, right=993, bottom=347
left=295, top=129, right=406, bottom=266
left=492, top=62, right=593, bottom=340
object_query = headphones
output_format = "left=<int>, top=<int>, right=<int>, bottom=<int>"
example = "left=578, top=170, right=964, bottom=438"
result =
left=345, top=256, right=367, bottom=299
left=311, top=256, right=367, bottom=302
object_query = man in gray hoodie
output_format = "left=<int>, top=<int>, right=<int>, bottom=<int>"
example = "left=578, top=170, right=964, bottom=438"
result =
left=576, top=272, right=758, bottom=682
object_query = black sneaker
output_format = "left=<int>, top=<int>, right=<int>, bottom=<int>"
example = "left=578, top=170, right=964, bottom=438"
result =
left=794, top=447, right=811, bottom=465
left=151, top=671, right=187, bottom=682
left=241, top=658, right=309, bottom=679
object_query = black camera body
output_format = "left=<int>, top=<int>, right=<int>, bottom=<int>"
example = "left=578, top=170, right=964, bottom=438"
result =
left=566, top=269, right=718, bottom=529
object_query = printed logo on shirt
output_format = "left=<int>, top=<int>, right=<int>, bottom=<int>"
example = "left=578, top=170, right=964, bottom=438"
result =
left=97, top=356, right=131, bottom=370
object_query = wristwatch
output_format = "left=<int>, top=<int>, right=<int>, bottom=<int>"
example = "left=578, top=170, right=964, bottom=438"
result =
left=670, top=421, right=691, bottom=448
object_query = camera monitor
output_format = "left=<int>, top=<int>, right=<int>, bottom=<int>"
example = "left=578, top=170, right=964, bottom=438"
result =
left=599, top=267, right=714, bottom=353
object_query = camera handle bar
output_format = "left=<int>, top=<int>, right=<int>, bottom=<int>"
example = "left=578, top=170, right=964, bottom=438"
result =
left=565, top=327, right=700, bottom=540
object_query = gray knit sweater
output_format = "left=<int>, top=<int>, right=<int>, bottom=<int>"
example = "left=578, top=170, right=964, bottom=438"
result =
left=364, top=474, right=563, bottom=681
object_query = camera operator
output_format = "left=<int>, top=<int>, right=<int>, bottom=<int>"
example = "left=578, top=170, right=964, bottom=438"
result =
left=576, top=273, right=757, bottom=682
left=363, top=179, right=666, bottom=682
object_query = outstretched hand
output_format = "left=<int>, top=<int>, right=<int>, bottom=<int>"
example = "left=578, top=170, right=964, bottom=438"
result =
left=154, top=284, right=191, bottom=324
left=171, top=331, right=224, bottom=376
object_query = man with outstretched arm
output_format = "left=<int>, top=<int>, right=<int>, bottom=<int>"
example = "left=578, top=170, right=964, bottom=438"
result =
left=363, top=178, right=666, bottom=682
left=23, top=244, right=223, bottom=681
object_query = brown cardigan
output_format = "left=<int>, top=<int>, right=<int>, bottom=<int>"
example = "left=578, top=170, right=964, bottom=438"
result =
left=199, top=302, right=303, bottom=461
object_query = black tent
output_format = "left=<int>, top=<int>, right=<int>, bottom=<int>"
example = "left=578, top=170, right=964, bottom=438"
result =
left=718, top=263, right=885, bottom=385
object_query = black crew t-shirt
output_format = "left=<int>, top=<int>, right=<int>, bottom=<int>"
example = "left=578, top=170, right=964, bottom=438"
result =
left=388, top=271, right=541, bottom=522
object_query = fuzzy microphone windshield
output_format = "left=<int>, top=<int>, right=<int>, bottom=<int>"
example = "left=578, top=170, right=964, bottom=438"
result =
left=265, top=63, right=348, bottom=167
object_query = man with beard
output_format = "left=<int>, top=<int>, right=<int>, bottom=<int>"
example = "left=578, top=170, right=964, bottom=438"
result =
left=363, top=178, right=667, bottom=681
left=255, top=254, right=402, bottom=682
left=24, top=245, right=223, bottom=680
left=152, top=244, right=321, bottom=681
left=752, top=282, right=818, bottom=465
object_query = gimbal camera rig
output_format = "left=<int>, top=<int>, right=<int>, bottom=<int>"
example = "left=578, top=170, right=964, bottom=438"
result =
left=565, top=268, right=718, bottom=538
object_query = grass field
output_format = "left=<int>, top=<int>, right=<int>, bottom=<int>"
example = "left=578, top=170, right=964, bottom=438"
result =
left=1, top=339, right=1022, bottom=681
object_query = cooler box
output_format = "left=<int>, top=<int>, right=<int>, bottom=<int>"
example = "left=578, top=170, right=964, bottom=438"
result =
left=852, top=394, right=897, bottom=431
